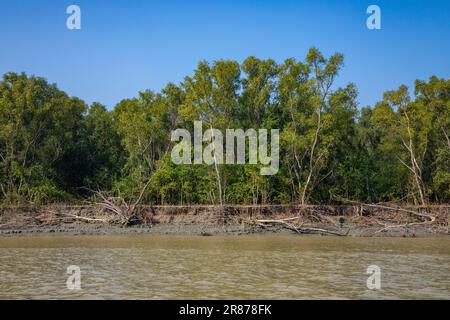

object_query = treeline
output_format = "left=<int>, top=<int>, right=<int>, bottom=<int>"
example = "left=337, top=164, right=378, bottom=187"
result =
left=0, top=48, right=448, bottom=205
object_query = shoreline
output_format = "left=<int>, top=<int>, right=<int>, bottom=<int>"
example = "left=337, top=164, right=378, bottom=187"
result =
left=0, top=224, right=448, bottom=238
left=0, top=205, right=448, bottom=238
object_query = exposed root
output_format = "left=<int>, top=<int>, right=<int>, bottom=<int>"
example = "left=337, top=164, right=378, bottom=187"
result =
left=90, top=186, right=154, bottom=226
left=0, top=204, right=447, bottom=236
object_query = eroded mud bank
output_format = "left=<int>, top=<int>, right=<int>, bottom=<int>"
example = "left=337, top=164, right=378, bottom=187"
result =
left=0, top=205, right=448, bottom=237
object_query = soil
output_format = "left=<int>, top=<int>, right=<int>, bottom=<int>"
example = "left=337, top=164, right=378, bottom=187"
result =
left=0, top=204, right=448, bottom=237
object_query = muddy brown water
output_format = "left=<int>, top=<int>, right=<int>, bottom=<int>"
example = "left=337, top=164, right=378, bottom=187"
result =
left=0, top=236, right=449, bottom=299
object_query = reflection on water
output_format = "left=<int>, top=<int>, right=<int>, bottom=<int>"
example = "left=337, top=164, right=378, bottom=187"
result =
left=0, top=236, right=449, bottom=299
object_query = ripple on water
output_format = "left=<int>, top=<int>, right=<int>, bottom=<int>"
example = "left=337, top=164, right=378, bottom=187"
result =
left=0, top=236, right=449, bottom=299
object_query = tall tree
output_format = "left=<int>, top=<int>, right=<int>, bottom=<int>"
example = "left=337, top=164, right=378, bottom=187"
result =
left=0, top=73, right=86, bottom=203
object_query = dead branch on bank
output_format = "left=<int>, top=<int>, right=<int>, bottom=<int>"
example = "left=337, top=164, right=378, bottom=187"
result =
left=90, top=190, right=152, bottom=226
left=372, top=210, right=437, bottom=235
left=332, top=196, right=441, bottom=234
left=50, top=210, right=108, bottom=223
left=251, top=216, right=348, bottom=236
left=85, top=175, right=156, bottom=226
left=373, top=219, right=435, bottom=235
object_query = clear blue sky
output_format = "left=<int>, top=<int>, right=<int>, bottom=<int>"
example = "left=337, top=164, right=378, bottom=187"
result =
left=0, top=0, right=449, bottom=109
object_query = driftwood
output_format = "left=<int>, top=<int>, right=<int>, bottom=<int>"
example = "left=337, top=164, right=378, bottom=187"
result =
left=0, top=203, right=447, bottom=235
left=357, top=203, right=437, bottom=234
left=332, top=197, right=441, bottom=235
left=89, top=174, right=155, bottom=226
left=373, top=216, right=437, bottom=235
left=51, top=211, right=108, bottom=223
left=253, top=217, right=348, bottom=236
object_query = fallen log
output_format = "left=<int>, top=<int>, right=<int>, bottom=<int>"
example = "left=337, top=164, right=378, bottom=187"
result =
left=51, top=211, right=108, bottom=223
left=373, top=215, right=437, bottom=235
left=254, top=218, right=347, bottom=236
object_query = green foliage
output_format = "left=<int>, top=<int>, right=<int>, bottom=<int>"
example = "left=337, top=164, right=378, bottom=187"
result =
left=0, top=50, right=448, bottom=205
left=0, top=73, right=87, bottom=203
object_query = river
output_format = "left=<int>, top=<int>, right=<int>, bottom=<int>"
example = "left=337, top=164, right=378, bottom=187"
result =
left=0, top=236, right=448, bottom=299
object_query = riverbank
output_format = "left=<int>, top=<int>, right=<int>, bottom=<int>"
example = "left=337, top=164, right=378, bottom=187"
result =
left=0, top=205, right=448, bottom=237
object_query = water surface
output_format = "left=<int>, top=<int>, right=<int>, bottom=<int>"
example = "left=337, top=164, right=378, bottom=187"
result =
left=0, top=236, right=449, bottom=299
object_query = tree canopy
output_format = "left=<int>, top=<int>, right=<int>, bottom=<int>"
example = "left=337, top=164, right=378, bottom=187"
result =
left=0, top=48, right=448, bottom=205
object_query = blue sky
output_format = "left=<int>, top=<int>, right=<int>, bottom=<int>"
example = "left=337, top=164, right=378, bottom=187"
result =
left=0, top=0, right=449, bottom=109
